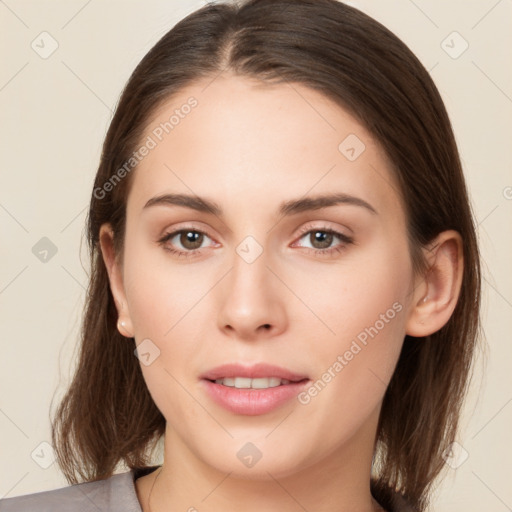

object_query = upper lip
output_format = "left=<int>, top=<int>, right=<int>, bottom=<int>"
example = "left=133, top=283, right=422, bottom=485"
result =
left=200, top=363, right=309, bottom=382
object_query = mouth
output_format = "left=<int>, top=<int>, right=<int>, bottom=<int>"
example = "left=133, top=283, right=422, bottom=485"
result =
left=206, top=376, right=308, bottom=389
left=200, top=363, right=310, bottom=415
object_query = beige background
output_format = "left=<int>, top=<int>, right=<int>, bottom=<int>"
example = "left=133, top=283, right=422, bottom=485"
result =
left=1, top=0, right=511, bottom=510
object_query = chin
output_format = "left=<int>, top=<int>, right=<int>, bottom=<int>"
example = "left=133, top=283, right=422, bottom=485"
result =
left=195, top=437, right=314, bottom=481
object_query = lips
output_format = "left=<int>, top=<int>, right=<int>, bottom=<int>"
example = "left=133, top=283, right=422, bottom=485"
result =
left=200, top=362, right=308, bottom=382
left=200, top=363, right=310, bottom=415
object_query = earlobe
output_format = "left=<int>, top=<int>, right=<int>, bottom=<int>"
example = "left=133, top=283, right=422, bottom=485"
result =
left=405, top=230, right=464, bottom=338
left=99, top=223, right=134, bottom=338
left=117, top=319, right=133, bottom=338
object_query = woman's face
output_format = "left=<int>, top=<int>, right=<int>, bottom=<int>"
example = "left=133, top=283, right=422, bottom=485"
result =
left=105, top=74, right=420, bottom=479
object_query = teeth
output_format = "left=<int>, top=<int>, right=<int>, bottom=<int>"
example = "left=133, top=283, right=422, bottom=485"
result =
left=214, top=377, right=291, bottom=389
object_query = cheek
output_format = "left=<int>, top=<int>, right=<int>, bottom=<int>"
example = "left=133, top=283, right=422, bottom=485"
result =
left=291, top=237, right=411, bottom=437
left=122, top=234, right=206, bottom=337
left=122, top=245, right=208, bottom=421
left=292, top=235, right=411, bottom=352
left=121, top=239, right=207, bottom=400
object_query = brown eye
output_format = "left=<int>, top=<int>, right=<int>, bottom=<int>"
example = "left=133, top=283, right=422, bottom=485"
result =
left=179, top=231, right=204, bottom=250
left=293, top=226, right=354, bottom=257
left=158, top=228, right=215, bottom=256
left=309, top=231, right=334, bottom=249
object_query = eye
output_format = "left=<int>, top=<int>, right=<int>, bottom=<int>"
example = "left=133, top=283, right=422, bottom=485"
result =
left=292, top=225, right=354, bottom=256
left=157, top=228, right=217, bottom=258
left=157, top=225, right=353, bottom=259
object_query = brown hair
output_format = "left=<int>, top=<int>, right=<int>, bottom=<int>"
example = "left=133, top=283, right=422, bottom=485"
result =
left=51, top=1, right=481, bottom=510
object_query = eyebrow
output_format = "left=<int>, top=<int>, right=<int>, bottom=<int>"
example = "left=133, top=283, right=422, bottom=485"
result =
left=143, top=192, right=378, bottom=216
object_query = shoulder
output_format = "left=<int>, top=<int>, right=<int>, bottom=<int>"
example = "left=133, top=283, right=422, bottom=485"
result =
left=0, top=469, right=144, bottom=512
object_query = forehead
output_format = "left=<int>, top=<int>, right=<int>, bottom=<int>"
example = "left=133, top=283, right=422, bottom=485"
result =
left=127, top=73, right=403, bottom=220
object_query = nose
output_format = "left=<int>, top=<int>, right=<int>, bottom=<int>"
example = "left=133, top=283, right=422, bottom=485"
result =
left=216, top=246, right=288, bottom=341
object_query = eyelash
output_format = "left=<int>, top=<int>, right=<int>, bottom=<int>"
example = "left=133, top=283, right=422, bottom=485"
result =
left=157, top=225, right=354, bottom=259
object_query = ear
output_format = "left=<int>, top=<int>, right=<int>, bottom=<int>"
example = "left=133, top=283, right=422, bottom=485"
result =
left=99, top=223, right=134, bottom=338
left=405, top=230, right=464, bottom=337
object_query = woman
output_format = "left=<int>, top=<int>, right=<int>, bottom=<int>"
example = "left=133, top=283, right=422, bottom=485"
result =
left=0, top=0, right=481, bottom=511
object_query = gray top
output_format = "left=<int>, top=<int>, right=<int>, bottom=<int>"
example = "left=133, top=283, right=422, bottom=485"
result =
left=0, top=466, right=158, bottom=512
left=0, top=466, right=414, bottom=511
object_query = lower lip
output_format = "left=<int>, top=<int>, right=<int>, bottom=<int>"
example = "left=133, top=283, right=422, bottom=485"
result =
left=201, top=379, right=310, bottom=415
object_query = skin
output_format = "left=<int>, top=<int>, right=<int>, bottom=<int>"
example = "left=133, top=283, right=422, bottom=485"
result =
left=100, top=74, right=463, bottom=512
